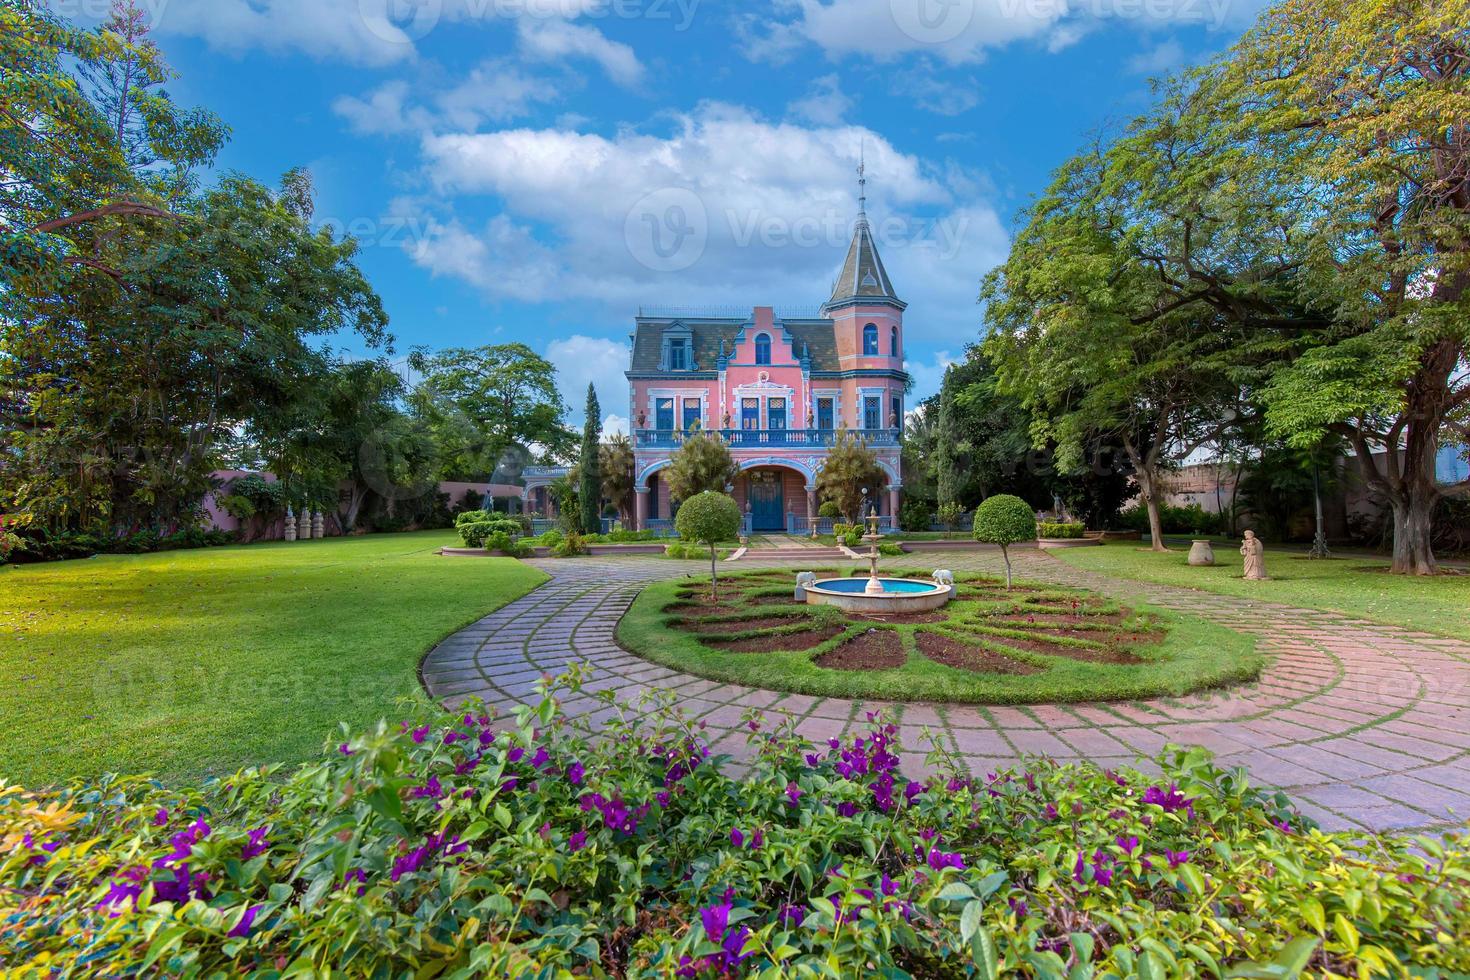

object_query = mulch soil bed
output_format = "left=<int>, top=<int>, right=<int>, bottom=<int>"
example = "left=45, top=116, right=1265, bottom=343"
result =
left=707, top=626, right=844, bottom=653
left=914, top=631, right=1039, bottom=675
left=815, top=629, right=906, bottom=670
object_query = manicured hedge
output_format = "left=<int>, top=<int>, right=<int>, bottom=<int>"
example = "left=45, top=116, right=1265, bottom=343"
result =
left=3, top=677, right=1467, bottom=976
left=1037, top=521, right=1086, bottom=539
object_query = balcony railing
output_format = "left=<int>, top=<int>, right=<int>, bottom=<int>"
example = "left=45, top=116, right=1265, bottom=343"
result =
left=634, top=428, right=901, bottom=450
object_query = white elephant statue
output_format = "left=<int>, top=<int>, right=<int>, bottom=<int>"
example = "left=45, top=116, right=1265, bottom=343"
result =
left=795, top=571, right=817, bottom=601
left=932, top=569, right=954, bottom=586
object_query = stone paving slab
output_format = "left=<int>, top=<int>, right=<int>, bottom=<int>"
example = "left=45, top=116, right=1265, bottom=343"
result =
left=419, top=551, right=1470, bottom=834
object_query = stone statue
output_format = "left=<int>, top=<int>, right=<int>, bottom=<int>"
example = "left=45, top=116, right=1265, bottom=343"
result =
left=933, top=569, right=954, bottom=586
left=298, top=509, right=311, bottom=542
left=1240, top=530, right=1268, bottom=580
left=311, top=510, right=325, bottom=539
left=795, top=571, right=816, bottom=601
left=722, top=411, right=732, bottom=429
left=283, top=507, right=297, bottom=542
left=636, top=410, right=647, bottom=429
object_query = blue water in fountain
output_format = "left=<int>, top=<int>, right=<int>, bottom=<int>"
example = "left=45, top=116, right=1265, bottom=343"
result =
left=816, top=578, right=941, bottom=594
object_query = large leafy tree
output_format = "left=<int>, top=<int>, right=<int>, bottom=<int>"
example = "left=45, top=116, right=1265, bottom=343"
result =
left=410, top=344, right=571, bottom=482
left=1224, top=0, right=1470, bottom=574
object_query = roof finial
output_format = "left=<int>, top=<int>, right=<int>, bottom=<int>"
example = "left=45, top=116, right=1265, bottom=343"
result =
left=857, top=137, right=867, bottom=216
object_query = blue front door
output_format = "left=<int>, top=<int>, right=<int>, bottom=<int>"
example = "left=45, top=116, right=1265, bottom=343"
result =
left=749, top=473, right=784, bottom=531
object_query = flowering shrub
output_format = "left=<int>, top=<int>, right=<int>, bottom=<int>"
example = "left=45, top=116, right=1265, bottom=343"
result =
left=3, top=673, right=1467, bottom=976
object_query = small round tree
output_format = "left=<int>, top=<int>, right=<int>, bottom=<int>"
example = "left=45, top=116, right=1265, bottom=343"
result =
left=973, top=494, right=1037, bottom=589
left=674, top=491, right=742, bottom=602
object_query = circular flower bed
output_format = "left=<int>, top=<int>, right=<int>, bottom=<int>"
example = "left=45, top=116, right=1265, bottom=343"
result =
left=618, top=569, right=1264, bottom=703
left=3, top=675, right=1466, bottom=976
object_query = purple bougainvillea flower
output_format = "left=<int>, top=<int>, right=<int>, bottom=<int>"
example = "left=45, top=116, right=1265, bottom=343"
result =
left=569, top=830, right=588, bottom=853
left=507, top=746, right=525, bottom=764
left=1116, top=835, right=1140, bottom=856
left=751, top=829, right=763, bottom=850
left=566, top=761, right=585, bottom=785
left=785, top=782, right=803, bottom=807
left=700, top=899, right=732, bottom=946
left=904, top=780, right=923, bottom=804
left=880, top=873, right=898, bottom=897
left=479, top=729, right=496, bottom=746
left=656, top=790, right=672, bottom=808
left=153, top=808, right=169, bottom=826
left=779, top=903, right=805, bottom=926
left=1166, top=849, right=1191, bottom=868
left=503, top=777, right=519, bottom=791
left=411, top=725, right=430, bottom=744
left=1008, top=896, right=1029, bottom=917
left=530, top=747, right=550, bottom=770
left=1072, top=850, right=1087, bottom=884
left=730, top=828, right=744, bottom=849
left=338, top=743, right=354, bottom=756
left=1044, top=802, right=1059, bottom=821
left=1142, top=784, right=1196, bottom=818
left=925, top=847, right=965, bottom=872
left=227, top=904, right=262, bottom=939
left=1274, top=818, right=1292, bottom=834
left=1094, top=865, right=1115, bottom=887
left=805, top=753, right=821, bottom=767
left=836, top=802, right=860, bottom=818
left=241, top=826, right=270, bottom=861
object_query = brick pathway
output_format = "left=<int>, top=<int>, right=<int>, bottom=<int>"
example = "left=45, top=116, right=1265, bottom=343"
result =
left=421, top=550, right=1470, bottom=833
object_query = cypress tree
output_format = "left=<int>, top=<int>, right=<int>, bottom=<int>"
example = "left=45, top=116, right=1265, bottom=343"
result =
left=579, top=385, right=602, bottom=535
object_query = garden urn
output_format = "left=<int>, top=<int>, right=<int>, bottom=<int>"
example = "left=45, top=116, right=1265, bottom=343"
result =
left=1187, top=539, right=1215, bottom=566
left=311, top=510, right=325, bottom=539
left=283, top=508, right=297, bottom=542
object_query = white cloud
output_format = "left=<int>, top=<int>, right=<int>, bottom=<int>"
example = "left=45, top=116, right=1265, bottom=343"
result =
left=904, top=347, right=960, bottom=406
left=602, top=413, right=631, bottom=437
left=406, top=104, right=1009, bottom=345
left=787, top=74, right=851, bottom=125
left=891, top=66, right=981, bottom=116
left=744, top=0, right=1251, bottom=65
left=515, top=18, right=644, bottom=87
left=546, top=335, right=633, bottom=424
left=1127, top=38, right=1187, bottom=74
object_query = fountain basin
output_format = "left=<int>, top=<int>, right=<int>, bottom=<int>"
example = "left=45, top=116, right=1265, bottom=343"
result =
left=803, top=577, right=954, bottom=614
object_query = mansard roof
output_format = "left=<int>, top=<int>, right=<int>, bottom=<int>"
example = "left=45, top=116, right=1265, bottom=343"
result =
left=628, top=317, right=839, bottom=374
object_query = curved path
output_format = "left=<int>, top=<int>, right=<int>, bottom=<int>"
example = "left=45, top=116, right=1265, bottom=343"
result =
left=421, top=550, right=1470, bottom=833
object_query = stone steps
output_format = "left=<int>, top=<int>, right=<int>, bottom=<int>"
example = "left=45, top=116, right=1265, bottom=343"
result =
left=735, top=548, right=852, bottom=561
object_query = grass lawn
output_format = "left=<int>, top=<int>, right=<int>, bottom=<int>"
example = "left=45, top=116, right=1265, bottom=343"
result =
left=618, top=568, right=1261, bottom=704
left=1052, top=541, right=1470, bottom=639
left=0, top=531, right=546, bottom=787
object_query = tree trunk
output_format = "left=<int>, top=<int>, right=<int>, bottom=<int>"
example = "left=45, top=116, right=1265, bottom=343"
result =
left=1390, top=491, right=1439, bottom=576
left=1122, top=439, right=1169, bottom=552
left=709, top=546, right=719, bottom=602
left=1000, top=544, right=1013, bottom=589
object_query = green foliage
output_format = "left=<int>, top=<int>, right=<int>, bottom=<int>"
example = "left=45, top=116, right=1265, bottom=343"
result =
left=409, top=344, right=572, bottom=483
left=485, top=531, right=532, bottom=559
left=935, top=502, right=967, bottom=538
left=974, top=495, right=1038, bottom=588
left=877, top=542, right=905, bottom=557
left=675, top=492, right=742, bottom=547
left=663, top=541, right=733, bottom=560
left=552, top=532, right=590, bottom=558
left=817, top=501, right=842, bottom=519
left=580, top=385, right=603, bottom=536
left=599, top=435, right=635, bottom=524
left=973, top=496, right=1038, bottom=547
left=831, top=524, right=863, bottom=548
left=11, top=681, right=1462, bottom=976
left=899, top=498, right=934, bottom=533
left=815, top=431, right=888, bottom=522
left=665, top=432, right=739, bottom=503
left=1118, top=503, right=1222, bottom=537
left=1037, top=522, right=1086, bottom=539
left=457, top=516, right=524, bottom=549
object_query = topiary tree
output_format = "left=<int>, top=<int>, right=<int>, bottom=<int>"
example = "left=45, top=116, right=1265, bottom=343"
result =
left=674, top=491, right=742, bottom=602
left=666, top=431, right=739, bottom=504
left=973, top=494, right=1037, bottom=589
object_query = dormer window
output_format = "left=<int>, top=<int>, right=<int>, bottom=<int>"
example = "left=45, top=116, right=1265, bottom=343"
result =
left=862, top=323, right=878, bottom=356
left=659, top=322, right=696, bottom=371
left=754, top=333, right=771, bottom=365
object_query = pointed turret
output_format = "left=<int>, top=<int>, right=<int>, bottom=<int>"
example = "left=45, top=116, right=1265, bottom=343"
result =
left=824, top=157, right=903, bottom=311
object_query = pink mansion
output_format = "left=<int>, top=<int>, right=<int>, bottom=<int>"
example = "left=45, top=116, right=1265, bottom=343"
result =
left=628, top=202, right=908, bottom=534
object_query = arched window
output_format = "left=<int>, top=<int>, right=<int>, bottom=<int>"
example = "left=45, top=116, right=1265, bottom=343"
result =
left=862, top=323, right=878, bottom=355
left=890, top=326, right=900, bottom=357
left=754, top=332, right=771, bottom=365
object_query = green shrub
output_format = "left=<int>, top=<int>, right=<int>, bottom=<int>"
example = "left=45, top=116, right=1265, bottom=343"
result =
left=486, top=531, right=532, bottom=559
left=454, top=509, right=491, bottom=528
left=973, top=494, right=1037, bottom=588
left=898, top=498, right=934, bottom=533
left=552, top=532, right=590, bottom=558
left=458, top=516, right=524, bottom=549
left=4, top=679, right=1466, bottom=977
left=877, top=541, right=904, bottom=557
left=1119, top=502, right=1223, bottom=536
left=831, top=524, right=863, bottom=548
left=1037, top=521, right=1086, bottom=539
left=818, top=500, right=842, bottom=519
left=604, top=528, right=657, bottom=543
left=935, top=501, right=966, bottom=538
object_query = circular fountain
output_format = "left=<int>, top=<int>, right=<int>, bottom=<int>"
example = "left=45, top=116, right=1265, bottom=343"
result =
left=801, top=506, right=953, bottom=614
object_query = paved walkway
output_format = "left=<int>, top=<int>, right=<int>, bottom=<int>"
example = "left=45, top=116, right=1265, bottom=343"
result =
left=421, top=550, right=1470, bottom=833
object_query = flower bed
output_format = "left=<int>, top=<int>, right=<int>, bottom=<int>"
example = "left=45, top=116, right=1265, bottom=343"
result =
left=619, top=570, right=1264, bottom=703
left=3, top=674, right=1466, bottom=976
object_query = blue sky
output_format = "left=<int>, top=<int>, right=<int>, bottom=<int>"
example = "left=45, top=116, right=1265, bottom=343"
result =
left=74, top=0, right=1266, bottom=429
